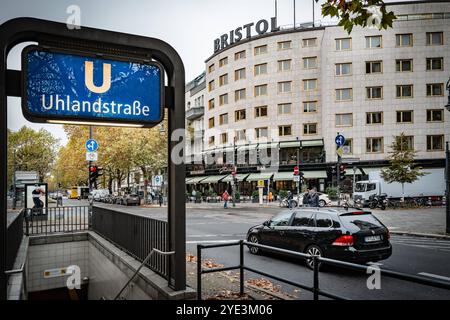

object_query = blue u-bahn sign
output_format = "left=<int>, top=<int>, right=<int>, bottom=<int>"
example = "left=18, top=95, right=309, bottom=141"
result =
left=22, top=45, right=164, bottom=127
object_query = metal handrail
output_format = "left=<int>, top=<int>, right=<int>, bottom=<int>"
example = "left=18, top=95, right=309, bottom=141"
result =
left=113, top=248, right=174, bottom=300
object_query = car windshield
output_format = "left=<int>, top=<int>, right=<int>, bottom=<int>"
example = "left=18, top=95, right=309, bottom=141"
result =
left=355, top=183, right=366, bottom=192
left=269, top=211, right=293, bottom=227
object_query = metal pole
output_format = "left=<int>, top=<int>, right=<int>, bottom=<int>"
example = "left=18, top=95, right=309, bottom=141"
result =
left=297, top=148, right=300, bottom=196
left=446, top=142, right=450, bottom=234
left=313, top=255, right=319, bottom=300
left=12, top=149, right=16, bottom=210
left=239, top=240, right=244, bottom=296
left=88, top=126, right=93, bottom=193
left=232, top=138, right=236, bottom=207
left=294, top=0, right=296, bottom=28
left=353, top=165, right=356, bottom=197
left=197, top=244, right=202, bottom=300
left=312, top=0, right=315, bottom=26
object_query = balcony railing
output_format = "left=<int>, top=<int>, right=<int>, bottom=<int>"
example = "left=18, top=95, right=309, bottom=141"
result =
left=186, top=106, right=204, bottom=121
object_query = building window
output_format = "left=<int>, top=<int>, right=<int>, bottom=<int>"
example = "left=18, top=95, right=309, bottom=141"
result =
left=254, top=45, right=268, bottom=55
left=220, top=133, right=228, bottom=144
left=235, top=68, right=246, bottom=81
left=335, top=88, right=353, bottom=101
left=278, top=41, right=292, bottom=50
left=427, top=109, right=444, bottom=122
left=335, top=113, right=353, bottom=126
left=278, top=59, right=292, bottom=72
left=303, top=123, right=317, bottom=135
left=396, top=85, right=413, bottom=98
left=398, top=135, right=414, bottom=151
left=303, top=101, right=317, bottom=113
left=427, top=83, right=444, bottom=96
left=219, top=73, right=228, bottom=86
left=234, top=50, right=246, bottom=61
left=219, top=57, right=228, bottom=67
left=303, top=57, right=317, bottom=69
left=279, top=125, right=292, bottom=137
left=278, top=103, right=292, bottom=115
left=255, top=127, right=268, bottom=139
left=219, top=93, right=228, bottom=106
left=343, top=139, right=353, bottom=154
left=335, top=38, right=351, bottom=51
left=278, top=81, right=292, bottom=94
left=219, top=113, right=228, bottom=125
left=427, top=135, right=444, bottom=151
left=208, top=98, right=215, bottom=110
left=302, top=38, right=317, bottom=47
left=303, top=79, right=317, bottom=91
left=366, top=86, right=383, bottom=99
left=208, top=136, right=215, bottom=146
left=396, top=59, right=413, bottom=72
left=426, top=32, right=443, bottom=45
left=235, top=109, right=246, bottom=121
left=255, top=106, right=268, bottom=118
left=235, top=129, right=246, bottom=141
left=208, top=64, right=215, bottom=73
left=208, top=80, right=215, bottom=92
left=235, top=88, right=246, bottom=101
left=366, top=112, right=383, bottom=125
left=366, top=35, right=382, bottom=48
left=208, top=117, right=215, bottom=129
left=426, top=58, right=443, bottom=71
left=396, top=110, right=413, bottom=123
left=396, top=33, right=413, bottom=47
left=254, top=63, right=268, bottom=76
left=254, top=84, right=268, bottom=97
left=335, top=63, right=352, bottom=76
left=366, top=137, right=384, bottom=153
left=366, top=61, right=382, bottom=74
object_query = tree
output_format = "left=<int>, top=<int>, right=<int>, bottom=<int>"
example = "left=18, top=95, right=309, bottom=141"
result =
left=321, top=0, right=396, bottom=33
left=381, top=133, right=426, bottom=197
left=7, top=126, right=59, bottom=183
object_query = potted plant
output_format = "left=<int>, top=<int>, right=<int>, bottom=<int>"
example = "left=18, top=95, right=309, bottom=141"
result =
left=325, top=187, right=338, bottom=201
left=209, top=191, right=218, bottom=203
left=234, top=191, right=241, bottom=203
left=195, top=191, right=202, bottom=203
left=278, top=189, right=288, bottom=200
left=251, top=190, right=259, bottom=203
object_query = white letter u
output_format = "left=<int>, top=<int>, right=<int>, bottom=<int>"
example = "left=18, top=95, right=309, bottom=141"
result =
left=85, top=61, right=111, bottom=94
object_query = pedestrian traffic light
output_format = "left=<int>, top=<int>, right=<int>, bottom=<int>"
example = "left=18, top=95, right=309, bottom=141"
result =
left=339, top=165, right=346, bottom=181
left=89, top=165, right=99, bottom=186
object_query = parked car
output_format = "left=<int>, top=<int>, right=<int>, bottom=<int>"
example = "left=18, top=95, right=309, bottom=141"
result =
left=280, top=192, right=331, bottom=208
left=246, top=208, right=392, bottom=269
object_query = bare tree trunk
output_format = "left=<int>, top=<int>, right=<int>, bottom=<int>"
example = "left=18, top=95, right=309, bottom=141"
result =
left=141, top=166, right=148, bottom=204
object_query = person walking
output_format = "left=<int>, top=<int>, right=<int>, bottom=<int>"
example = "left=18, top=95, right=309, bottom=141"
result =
left=302, top=189, right=310, bottom=207
left=222, top=190, right=230, bottom=208
left=309, top=187, right=320, bottom=207
left=287, top=190, right=294, bottom=208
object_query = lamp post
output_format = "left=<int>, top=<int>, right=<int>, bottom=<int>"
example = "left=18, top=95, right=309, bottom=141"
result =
left=312, top=0, right=319, bottom=27
left=232, top=137, right=237, bottom=207
left=445, top=78, right=450, bottom=234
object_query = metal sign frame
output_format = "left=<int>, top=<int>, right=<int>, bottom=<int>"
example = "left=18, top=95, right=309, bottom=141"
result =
left=21, top=44, right=165, bottom=127
left=0, top=17, right=186, bottom=299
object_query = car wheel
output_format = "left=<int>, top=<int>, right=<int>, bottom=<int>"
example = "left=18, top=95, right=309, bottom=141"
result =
left=305, top=245, right=323, bottom=270
left=319, top=199, right=326, bottom=207
left=247, top=234, right=260, bottom=255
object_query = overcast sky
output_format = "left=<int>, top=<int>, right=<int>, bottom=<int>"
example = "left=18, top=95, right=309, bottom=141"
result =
left=1, top=0, right=411, bottom=144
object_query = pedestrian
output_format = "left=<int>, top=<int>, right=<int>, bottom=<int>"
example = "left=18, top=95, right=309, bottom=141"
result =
left=303, top=189, right=310, bottom=207
left=268, top=190, right=273, bottom=202
left=309, top=187, right=320, bottom=207
left=287, top=190, right=294, bottom=208
left=158, top=193, right=163, bottom=207
left=222, top=190, right=230, bottom=208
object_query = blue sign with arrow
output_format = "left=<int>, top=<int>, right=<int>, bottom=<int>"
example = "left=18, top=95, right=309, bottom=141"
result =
left=22, top=46, right=163, bottom=128
left=86, top=139, right=98, bottom=152
left=335, top=134, right=346, bottom=147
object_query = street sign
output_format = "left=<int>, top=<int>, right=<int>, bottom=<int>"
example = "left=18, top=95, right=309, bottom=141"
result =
left=342, top=145, right=351, bottom=155
left=293, top=175, right=300, bottom=182
left=336, top=147, right=344, bottom=157
left=293, top=166, right=299, bottom=175
left=342, top=157, right=360, bottom=164
left=86, top=152, right=98, bottom=161
left=257, top=180, right=265, bottom=187
left=153, top=175, right=163, bottom=187
left=22, top=45, right=164, bottom=127
left=335, top=134, right=346, bottom=147
left=85, top=139, right=98, bottom=152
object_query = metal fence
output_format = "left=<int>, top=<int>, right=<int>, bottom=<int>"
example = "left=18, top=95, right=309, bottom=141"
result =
left=91, top=206, right=169, bottom=279
left=6, top=210, right=24, bottom=271
left=197, top=240, right=450, bottom=300
left=24, top=206, right=90, bottom=235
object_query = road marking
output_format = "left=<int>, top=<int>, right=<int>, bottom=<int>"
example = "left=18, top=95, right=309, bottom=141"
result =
left=418, top=272, right=450, bottom=282
left=187, top=239, right=240, bottom=244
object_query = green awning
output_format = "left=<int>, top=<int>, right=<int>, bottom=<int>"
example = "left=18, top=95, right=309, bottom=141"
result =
left=246, top=172, right=274, bottom=182
left=222, top=173, right=250, bottom=182
left=301, top=139, right=324, bottom=147
left=273, top=172, right=294, bottom=181
left=302, top=171, right=327, bottom=179
left=186, top=176, right=208, bottom=184
left=279, top=141, right=301, bottom=148
left=198, top=175, right=228, bottom=184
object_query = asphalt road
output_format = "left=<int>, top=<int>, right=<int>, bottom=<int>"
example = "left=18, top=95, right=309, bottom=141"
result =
left=69, top=199, right=450, bottom=299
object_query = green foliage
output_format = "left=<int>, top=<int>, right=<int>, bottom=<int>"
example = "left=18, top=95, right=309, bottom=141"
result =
left=380, top=133, right=426, bottom=194
left=234, top=191, right=241, bottom=200
left=325, top=187, right=338, bottom=199
left=278, top=189, right=288, bottom=200
left=251, top=190, right=259, bottom=199
left=322, top=0, right=396, bottom=34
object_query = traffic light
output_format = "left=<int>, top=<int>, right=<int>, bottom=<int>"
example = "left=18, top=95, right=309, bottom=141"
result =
left=339, top=164, right=346, bottom=181
left=89, top=165, right=103, bottom=188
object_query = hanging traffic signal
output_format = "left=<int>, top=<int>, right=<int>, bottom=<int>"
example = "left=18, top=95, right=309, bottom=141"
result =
left=89, top=165, right=98, bottom=186
left=339, top=164, right=346, bottom=181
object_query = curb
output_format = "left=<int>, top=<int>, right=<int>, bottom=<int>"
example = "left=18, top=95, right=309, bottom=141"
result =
left=390, top=231, right=450, bottom=240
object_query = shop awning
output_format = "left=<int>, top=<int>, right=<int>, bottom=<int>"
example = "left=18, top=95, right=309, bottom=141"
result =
left=279, top=141, right=301, bottom=149
left=198, top=175, right=229, bottom=184
left=345, top=168, right=363, bottom=176
left=273, top=172, right=294, bottom=181
left=186, top=176, right=208, bottom=184
left=258, top=142, right=279, bottom=150
left=359, top=167, right=382, bottom=175
left=237, top=144, right=258, bottom=151
left=222, top=173, right=250, bottom=182
left=302, top=171, right=327, bottom=179
left=301, top=139, right=324, bottom=147
left=246, top=172, right=274, bottom=182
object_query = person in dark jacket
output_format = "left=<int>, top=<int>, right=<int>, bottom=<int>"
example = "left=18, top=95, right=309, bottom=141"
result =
left=302, top=189, right=310, bottom=207
left=287, top=191, right=294, bottom=208
left=309, top=187, right=320, bottom=207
